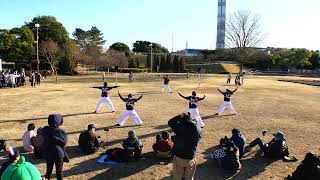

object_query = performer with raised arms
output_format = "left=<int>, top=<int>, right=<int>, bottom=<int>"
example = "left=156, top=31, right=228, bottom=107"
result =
left=115, top=92, right=143, bottom=126
left=178, top=91, right=206, bottom=128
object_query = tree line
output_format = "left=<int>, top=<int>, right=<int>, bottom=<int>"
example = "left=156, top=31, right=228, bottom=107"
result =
left=0, top=15, right=170, bottom=74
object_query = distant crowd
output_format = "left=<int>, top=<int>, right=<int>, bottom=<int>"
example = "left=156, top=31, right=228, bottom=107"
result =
left=0, top=69, right=44, bottom=88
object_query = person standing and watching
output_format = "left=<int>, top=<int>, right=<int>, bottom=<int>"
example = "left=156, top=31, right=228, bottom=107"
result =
left=168, top=112, right=201, bottom=180
left=227, top=73, right=231, bottom=84
left=42, top=114, right=68, bottom=180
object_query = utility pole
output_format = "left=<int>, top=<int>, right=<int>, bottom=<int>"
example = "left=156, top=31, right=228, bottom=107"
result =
left=149, top=44, right=153, bottom=73
left=35, top=23, right=40, bottom=72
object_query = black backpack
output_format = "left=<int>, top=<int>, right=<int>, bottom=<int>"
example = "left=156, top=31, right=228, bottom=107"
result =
left=105, top=148, right=129, bottom=163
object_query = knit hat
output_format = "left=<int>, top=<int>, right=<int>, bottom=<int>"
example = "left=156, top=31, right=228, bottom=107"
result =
left=128, top=130, right=135, bottom=138
left=273, top=131, right=285, bottom=141
left=1, top=156, right=41, bottom=180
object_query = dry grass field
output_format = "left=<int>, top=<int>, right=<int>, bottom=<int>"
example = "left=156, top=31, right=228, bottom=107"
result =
left=0, top=73, right=319, bottom=180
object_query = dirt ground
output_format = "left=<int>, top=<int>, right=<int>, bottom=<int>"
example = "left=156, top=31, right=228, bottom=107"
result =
left=0, top=73, right=319, bottom=180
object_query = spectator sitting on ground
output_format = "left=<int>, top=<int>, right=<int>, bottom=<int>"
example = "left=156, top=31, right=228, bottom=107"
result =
left=212, top=136, right=241, bottom=173
left=78, top=124, right=103, bottom=154
left=22, top=123, right=37, bottom=152
left=0, top=146, right=20, bottom=177
left=245, top=131, right=289, bottom=158
left=30, top=127, right=44, bottom=159
left=230, top=128, right=246, bottom=158
left=152, top=131, right=174, bottom=158
left=122, top=130, right=143, bottom=161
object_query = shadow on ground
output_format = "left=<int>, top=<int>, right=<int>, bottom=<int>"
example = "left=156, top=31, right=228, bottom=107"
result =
left=87, top=152, right=158, bottom=180
left=0, top=111, right=111, bottom=124
left=196, top=145, right=278, bottom=179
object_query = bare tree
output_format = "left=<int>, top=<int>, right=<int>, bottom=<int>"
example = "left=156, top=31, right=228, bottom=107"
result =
left=103, top=49, right=128, bottom=68
left=226, top=10, right=265, bottom=74
left=40, top=39, right=60, bottom=82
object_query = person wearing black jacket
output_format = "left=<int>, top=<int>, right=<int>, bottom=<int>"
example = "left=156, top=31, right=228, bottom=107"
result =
left=42, top=114, right=68, bottom=180
left=94, top=82, right=119, bottom=113
left=78, top=124, right=102, bottom=154
left=214, top=87, right=238, bottom=116
left=168, top=112, right=201, bottom=180
left=245, top=131, right=289, bottom=158
left=178, top=91, right=206, bottom=128
left=115, top=92, right=143, bottom=126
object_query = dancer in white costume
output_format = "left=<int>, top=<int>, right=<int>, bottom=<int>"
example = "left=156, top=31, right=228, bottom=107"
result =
left=214, top=87, right=238, bottom=116
left=160, top=75, right=172, bottom=93
left=115, top=92, right=144, bottom=126
left=94, top=82, right=119, bottom=113
left=178, top=91, right=206, bottom=128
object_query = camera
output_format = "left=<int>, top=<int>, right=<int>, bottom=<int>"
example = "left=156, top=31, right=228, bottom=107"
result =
left=262, top=130, right=267, bottom=136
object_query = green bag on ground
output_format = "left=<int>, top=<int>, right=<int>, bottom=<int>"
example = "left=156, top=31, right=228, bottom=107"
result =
left=1, top=156, right=41, bottom=180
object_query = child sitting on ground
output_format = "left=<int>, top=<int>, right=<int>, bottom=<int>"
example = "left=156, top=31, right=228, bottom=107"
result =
left=22, top=123, right=36, bottom=152
left=152, top=131, right=174, bottom=159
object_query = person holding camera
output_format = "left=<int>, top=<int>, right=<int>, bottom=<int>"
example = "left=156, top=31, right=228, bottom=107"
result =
left=168, top=112, right=201, bottom=180
left=78, top=124, right=104, bottom=155
left=245, top=131, right=289, bottom=158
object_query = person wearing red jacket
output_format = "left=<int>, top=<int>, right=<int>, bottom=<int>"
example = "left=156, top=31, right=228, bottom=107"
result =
left=153, top=131, right=174, bottom=158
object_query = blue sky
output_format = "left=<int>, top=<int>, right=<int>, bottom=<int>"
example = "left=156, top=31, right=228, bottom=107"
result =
left=1, top=0, right=319, bottom=51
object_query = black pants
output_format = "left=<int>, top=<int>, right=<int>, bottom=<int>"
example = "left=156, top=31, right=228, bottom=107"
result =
left=227, top=79, right=231, bottom=84
left=45, top=159, right=64, bottom=180
left=249, top=138, right=267, bottom=152
left=82, top=146, right=99, bottom=155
